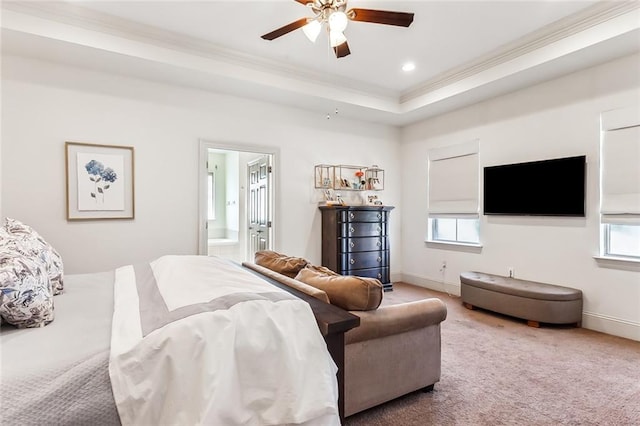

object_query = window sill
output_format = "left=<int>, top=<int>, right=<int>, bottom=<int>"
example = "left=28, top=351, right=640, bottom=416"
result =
left=425, top=240, right=483, bottom=252
left=593, top=255, right=640, bottom=271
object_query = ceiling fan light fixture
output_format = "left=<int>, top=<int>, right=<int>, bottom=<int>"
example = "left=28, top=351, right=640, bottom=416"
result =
left=329, top=30, right=347, bottom=48
left=328, top=10, right=348, bottom=33
left=261, top=1, right=414, bottom=59
left=302, top=19, right=322, bottom=42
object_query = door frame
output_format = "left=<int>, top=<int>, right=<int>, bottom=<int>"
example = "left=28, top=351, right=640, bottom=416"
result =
left=197, top=139, right=279, bottom=257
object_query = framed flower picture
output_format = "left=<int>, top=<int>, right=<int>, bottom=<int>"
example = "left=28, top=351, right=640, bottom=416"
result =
left=65, top=142, right=135, bottom=220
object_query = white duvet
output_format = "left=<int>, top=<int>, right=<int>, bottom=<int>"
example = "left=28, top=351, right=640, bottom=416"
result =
left=109, top=255, right=340, bottom=426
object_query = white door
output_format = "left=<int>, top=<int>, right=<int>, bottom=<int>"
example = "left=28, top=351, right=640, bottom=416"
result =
left=247, top=155, right=271, bottom=260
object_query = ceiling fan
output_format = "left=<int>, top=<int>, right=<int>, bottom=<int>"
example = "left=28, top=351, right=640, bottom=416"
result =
left=261, top=0, right=414, bottom=58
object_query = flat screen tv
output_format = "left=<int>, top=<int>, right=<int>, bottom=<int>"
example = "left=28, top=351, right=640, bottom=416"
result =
left=483, top=155, right=586, bottom=217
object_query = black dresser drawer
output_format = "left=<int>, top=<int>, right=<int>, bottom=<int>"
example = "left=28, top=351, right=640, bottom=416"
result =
left=340, top=236, right=386, bottom=253
left=339, top=210, right=387, bottom=223
left=343, top=267, right=390, bottom=283
left=320, top=206, right=394, bottom=289
left=339, top=251, right=388, bottom=270
left=340, top=222, right=386, bottom=238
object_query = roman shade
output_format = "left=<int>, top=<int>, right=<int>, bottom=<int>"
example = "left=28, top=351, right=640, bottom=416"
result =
left=427, top=140, right=479, bottom=218
left=600, top=106, right=640, bottom=225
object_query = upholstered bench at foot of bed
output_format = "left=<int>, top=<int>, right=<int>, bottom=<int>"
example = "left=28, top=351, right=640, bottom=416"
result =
left=460, top=271, right=583, bottom=327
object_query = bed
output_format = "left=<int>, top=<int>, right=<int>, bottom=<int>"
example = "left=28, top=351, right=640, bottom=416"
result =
left=0, top=255, right=357, bottom=425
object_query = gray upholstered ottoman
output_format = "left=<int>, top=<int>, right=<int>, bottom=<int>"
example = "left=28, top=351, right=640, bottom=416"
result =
left=460, top=272, right=583, bottom=327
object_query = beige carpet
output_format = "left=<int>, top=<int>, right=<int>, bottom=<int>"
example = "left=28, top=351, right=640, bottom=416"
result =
left=345, top=283, right=640, bottom=426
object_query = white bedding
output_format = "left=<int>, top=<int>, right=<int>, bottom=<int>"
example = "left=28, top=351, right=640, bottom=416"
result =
left=0, top=271, right=120, bottom=425
left=109, top=255, right=340, bottom=426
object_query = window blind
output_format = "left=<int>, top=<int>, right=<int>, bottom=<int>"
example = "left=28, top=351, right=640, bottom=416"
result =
left=427, top=140, right=479, bottom=217
left=600, top=106, right=640, bottom=224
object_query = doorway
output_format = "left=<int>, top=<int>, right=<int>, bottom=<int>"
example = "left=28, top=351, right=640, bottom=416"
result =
left=247, top=155, right=271, bottom=256
left=198, top=141, right=276, bottom=263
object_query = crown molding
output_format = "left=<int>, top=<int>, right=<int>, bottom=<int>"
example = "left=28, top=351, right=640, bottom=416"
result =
left=1, top=1, right=397, bottom=102
left=400, top=1, right=640, bottom=103
left=2, top=1, right=638, bottom=124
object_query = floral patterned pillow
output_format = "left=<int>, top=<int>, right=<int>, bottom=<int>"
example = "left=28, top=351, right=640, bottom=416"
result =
left=0, top=246, right=55, bottom=328
left=3, top=218, right=64, bottom=295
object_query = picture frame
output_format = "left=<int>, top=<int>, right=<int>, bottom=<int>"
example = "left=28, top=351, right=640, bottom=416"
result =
left=367, top=194, right=383, bottom=206
left=65, top=142, right=135, bottom=220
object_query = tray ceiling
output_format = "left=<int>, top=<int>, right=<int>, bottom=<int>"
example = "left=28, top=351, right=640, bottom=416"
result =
left=2, top=1, right=639, bottom=125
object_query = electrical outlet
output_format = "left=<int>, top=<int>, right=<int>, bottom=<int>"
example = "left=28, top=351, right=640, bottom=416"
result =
left=508, top=267, right=515, bottom=278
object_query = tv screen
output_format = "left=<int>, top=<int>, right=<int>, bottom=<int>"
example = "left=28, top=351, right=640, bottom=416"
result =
left=483, top=155, right=586, bottom=216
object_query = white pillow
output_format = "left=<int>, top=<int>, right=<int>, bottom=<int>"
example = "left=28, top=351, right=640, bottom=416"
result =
left=4, top=218, right=64, bottom=295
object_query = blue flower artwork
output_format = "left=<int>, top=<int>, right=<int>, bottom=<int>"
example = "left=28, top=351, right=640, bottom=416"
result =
left=84, top=159, right=118, bottom=202
left=76, top=153, right=125, bottom=211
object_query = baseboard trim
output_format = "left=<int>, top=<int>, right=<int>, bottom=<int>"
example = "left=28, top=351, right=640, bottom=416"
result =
left=582, top=311, right=640, bottom=342
left=400, top=274, right=639, bottom=342
left=400, top=273, right=461, bottom=296
left=390, top=272, right=403, bottom=284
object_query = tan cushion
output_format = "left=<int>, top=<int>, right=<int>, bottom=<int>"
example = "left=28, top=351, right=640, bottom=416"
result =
left=241, top=262, right=330, bottom=304
left=460, top=271, right=582, bottom=301
left=294, top=267, right=383, bottom=311
left=254, top=250, right=309, bottom=278
left=304, top=264, right=340, bottom=276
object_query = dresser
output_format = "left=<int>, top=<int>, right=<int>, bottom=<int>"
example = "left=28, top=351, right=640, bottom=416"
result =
left=319, top=205, right=394, bottom=291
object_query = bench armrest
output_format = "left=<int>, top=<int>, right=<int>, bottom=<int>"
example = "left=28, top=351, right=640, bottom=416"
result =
left=345, top=298, right=447, bottom=345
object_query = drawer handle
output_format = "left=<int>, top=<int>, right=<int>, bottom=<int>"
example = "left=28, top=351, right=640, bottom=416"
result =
left=377, top=257, right=382, bottom=263
left=377, top=213, right=382, bottom=219
left=350, top=227, right=355, bottom=233
left=377, top=240, right=382, bottom=247
left=376, top=226, right=382, bottom=232
left=349, top=212, right=355, bottom=219
left=350, top=241, right=355, bottom=248
left=377, top=273, right=382, bottom=280
left=350, top=259, right=356, bottom=265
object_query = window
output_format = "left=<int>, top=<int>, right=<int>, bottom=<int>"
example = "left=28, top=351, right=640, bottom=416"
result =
left=429, top=217, right=480, bottom=244
left=600, top=106, right=640, bottom=260
left=207, top=172, right=216, bottom=220
left=427, top=140, right=480, bottom=245
left=604, top=224, right=640, bottom=258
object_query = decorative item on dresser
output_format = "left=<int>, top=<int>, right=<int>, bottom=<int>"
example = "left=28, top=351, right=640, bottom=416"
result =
left=319, top=205, right=394, bottom=291
left=314, top=164, right=385, bottom=191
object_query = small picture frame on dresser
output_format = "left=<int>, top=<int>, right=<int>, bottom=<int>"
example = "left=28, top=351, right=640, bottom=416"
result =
left=367, top=194, right=383, bottom=206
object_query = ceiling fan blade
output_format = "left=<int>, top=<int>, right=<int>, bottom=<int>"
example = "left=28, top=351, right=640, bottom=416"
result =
left=348, top=8, right=414, bottom=27
left=334, top=41, right=351, bottom=58
left=261, top=18, right=309, bottom=40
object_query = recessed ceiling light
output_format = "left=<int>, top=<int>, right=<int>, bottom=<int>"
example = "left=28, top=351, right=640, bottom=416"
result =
left=402, top=62, right=416, bottom=72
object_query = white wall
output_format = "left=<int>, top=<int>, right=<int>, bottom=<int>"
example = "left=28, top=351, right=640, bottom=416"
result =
left=1, top=55, right=401, bottom=274
left=0, top=83, right=2, bottom=219
left=207, top=151, right=227, bottom=239
left=400, top=53, right=640, bottom=341
left=1, top=52, right=637, bottom=341
left=225, top=150, right=240, bottom=240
